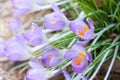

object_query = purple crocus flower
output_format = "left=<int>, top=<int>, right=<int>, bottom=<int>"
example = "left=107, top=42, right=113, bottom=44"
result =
left=5, top=35, right=32, bottom=61
left=26, top=60, right=59, bottom=80
left=23, top=23, right=46, bottom=47
left=43, top=4, right=67, bottom=31
left=69, top=18, right=94, bottom=40
left=8, top=17, right=21, bottom=32
left=64, top=42, right=92, bottom=74
left=41, top=48, right=62, bottom=67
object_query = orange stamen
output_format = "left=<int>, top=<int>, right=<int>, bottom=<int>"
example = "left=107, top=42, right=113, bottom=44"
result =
left=74, top=52, right=86, bottom=65
left=75, top=58, right=81, bottom=65
left=78, top=30, right=84, bottom=36
left=83, top=26, right=89, bottom=32
left=48, top=54, right=53, bottom=60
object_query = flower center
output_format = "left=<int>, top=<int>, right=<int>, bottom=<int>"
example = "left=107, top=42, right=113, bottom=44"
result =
left=74, top=52, right=86, bottom=65
left=48, top=54, right=53, bottom=60
left=78, top=30, right=84, bottom=36
left=51, top=18, right=55, bottom=23
left=83, top=26, right=89, bottom=32
left=78, top=26, right=89, bottom=37
left=75, top=57, right=81, bottom=65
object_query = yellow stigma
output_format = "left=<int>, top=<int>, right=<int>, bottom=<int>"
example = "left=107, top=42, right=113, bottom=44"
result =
left=78, top=52, right=86, bottom=57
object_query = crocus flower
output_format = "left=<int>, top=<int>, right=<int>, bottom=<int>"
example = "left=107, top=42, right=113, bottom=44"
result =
left=23, top=23, right=46, bottom=47
left=8, top=17, right=21, bottom=32
left=5, top=35, right=32, bottom=61
left=43, top=4, right=67, bottom=31
left=26, top=60, right=59, bottom=80
left=64, top=42, right=92, bottom=74
left=69, top=18, right=94, bottom=40
left=41, top=48, right=63, bottom=67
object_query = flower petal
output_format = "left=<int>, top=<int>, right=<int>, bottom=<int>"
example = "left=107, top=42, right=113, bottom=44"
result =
left=29, top=61, right=45, bottom=69
left=23, top=23, right=46, bottom=46
left=26, top=69, right=46, bottom=80
left=75, top=40, right=89, bottom=47
left=63, top=71, right=71, bottom=80
left=8, top=17, right=21, bottom=32
left=86, top=52, right=93, bottom=62
left=86, top=18, right=94, bottom=31
left=11, top=0, right=32, bottom=10
left=49, top=57, right=62, bottom=67
left=5, top=35, right=31, bottom=61
left=41, top=49, right=61, bottom=67
left=64, top=49, right=77, bottom=59
left=80, top=30, right=94, bottom=40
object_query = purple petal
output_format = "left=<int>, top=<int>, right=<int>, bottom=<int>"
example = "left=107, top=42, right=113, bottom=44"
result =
left=81, top=30, right=94, bottom=40
left=51, top=4, right=61, bottom=13
left=12, top=9, right=30, bottom=16
left=49, top=57, right=62, bottom=67
left=86, top=52, right=93, bottom=62
left=69, top=20, right=83, bottom=33
left=23, top=23, right=46, bottom=46
left=26, top=69, right=46, bottom=80
left=51, top=4, right=66, bottom=19
left=29, top=61, right=45, bottom=69
left=86, top=18, right=94, bottom=31
left=75, top=40, right=89, bottom=47
left=8, top=17, right=21, bottom=32
left=64, top=49, right=77, bottom=59
left=72, top=43, right=86, bottom=53
left=11, top=0, right=32, bottom=10
left=63, top=71, right=71, bottom=80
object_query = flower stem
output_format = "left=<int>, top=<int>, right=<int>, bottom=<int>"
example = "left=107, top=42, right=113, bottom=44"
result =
left=104, top=45, right=119, bottom=80
left=89, top=36, right=120, bottom=80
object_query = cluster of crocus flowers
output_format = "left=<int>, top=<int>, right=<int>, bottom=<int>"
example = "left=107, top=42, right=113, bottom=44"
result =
left=2, top=1, right=95, bottom=80
left=0, top=16, right=47, bottom=61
